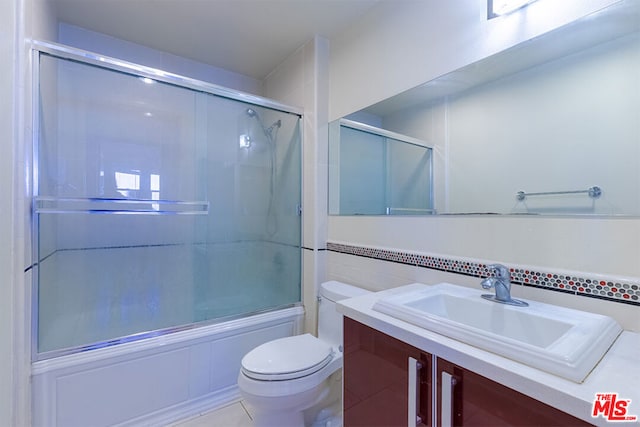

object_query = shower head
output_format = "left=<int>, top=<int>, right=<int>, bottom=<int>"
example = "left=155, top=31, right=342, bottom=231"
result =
left=266, top=120, right=282, bottom=134
left=246, top=108, right=281, bottom=137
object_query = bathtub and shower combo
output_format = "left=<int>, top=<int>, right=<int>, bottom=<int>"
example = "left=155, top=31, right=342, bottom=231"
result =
left=30, top=42, right=305, bottom=426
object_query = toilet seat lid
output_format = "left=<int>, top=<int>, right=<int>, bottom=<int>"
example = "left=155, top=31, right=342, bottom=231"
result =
left=241, top=334, right=334, bottom=381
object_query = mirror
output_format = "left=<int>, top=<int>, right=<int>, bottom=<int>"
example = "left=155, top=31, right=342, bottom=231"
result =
left=329, top=120, right=434, bottom=215
left=329, top=1, right=640, bottom=216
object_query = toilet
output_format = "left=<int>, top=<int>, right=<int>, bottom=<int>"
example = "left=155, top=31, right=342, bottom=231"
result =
left=237, top=281, right=370, bottom=427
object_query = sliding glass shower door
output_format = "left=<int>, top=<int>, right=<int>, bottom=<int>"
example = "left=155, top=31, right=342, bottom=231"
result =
left=34, top=48, right=302, bottom=358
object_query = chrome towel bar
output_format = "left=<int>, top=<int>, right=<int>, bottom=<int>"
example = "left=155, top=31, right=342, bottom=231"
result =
left=516, top=186, right=601, bottom=201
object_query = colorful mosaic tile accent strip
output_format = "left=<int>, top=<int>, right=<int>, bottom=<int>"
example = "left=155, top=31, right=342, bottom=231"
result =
left=326, top=242, right=640, bottom=306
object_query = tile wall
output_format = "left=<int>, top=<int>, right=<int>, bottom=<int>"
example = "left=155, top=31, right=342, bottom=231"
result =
left=328, top=242, right=639, bottom=306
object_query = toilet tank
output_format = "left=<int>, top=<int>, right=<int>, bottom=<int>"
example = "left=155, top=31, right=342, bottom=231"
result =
left=318, top=281, right=371, bottom=348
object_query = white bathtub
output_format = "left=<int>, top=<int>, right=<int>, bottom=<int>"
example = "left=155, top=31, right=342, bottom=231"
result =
left=32, top=306, right=304, bottom=426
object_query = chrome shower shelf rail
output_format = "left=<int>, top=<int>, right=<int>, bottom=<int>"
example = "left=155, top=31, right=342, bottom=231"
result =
left=34, top=197, right=210, bottom=215
left=516, top=186, right=602, bottom=201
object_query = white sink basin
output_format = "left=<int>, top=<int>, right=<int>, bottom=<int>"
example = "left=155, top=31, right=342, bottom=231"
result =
left=373, top=283, right=622, bottom=382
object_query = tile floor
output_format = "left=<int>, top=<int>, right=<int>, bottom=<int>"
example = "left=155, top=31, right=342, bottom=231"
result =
left=171, top=401, right=254, bottom=427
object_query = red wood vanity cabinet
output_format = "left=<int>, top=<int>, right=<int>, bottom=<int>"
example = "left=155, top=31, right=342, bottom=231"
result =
left=343, top=318, right=592, bottom=427
left=343, top=317, right=431, bottom=426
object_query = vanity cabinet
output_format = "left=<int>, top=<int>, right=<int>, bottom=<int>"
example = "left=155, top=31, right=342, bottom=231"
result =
left=436, top=358, right=592, bottom=426
left=343, top=317, right=431, bottom=426
left=343, top=318, right=592, bottom=427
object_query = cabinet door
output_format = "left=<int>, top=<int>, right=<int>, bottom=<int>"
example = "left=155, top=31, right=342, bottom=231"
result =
left=436, top=358, right=592, bottom=426
left=344, top=318, right=432, bottom=427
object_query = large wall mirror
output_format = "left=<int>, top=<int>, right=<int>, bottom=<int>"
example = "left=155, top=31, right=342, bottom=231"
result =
left=329, top=0, right=639, bottom=216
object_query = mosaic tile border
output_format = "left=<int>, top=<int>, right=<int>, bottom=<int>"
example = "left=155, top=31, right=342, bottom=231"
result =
left=326, top=242, right=640, bottom=306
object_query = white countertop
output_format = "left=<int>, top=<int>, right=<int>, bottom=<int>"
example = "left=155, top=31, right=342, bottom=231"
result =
left=337, top=283, right=640, bottom=426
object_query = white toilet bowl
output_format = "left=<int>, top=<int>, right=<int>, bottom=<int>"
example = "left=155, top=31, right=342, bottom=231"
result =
left=238, top=334, right=342, bottom=426
left=237, top=281, right=370, bottom=427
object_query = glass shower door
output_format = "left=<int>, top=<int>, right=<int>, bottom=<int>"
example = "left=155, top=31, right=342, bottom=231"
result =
left=34, top=49, right=302, bottom=358
left=193, top=96, right=302, bottom=321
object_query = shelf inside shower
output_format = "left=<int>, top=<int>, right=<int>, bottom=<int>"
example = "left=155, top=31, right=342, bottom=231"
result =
left=34, top=197, right=210, bottom=215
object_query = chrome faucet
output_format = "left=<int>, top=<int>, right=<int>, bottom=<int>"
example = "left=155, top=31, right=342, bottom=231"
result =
left=481, top=264, right=528, bottom=307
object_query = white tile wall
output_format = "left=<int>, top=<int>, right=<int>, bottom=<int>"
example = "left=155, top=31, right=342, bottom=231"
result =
left=263, top=36, right=330, bottom=334
left=328, top=215, right=640, bottom=279
left=0, top=13, right=18, bottom=427
left=8, top=1, right=60, bottom=425
left=58, top=24, right=263, bottom=95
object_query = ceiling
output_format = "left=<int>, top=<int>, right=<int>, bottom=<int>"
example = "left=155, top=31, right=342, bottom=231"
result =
left=51, top=0, right=382, bottom=80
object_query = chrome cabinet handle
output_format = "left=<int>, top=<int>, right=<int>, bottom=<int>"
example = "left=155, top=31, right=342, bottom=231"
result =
left=441, top=371, right=458, bottom=426
left=408, top=357, right=423, bottom=427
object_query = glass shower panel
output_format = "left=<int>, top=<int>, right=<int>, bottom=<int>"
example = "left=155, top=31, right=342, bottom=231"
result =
left=338, top=127, right=387, bottom=215
left=193, top=99, right=302, bottom=321
left=328, top=121, right=433, bottom=215
left=35, top=52, right=301, bottom=356
left=386, top=137, right=434, bottom=215
left=37, top=55, right=203, bottom=202
left=36, top=54, right=207, bottom=354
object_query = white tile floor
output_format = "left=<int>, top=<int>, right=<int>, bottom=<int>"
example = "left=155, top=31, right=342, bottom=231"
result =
left=171, top=401, right=254, bottom=427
